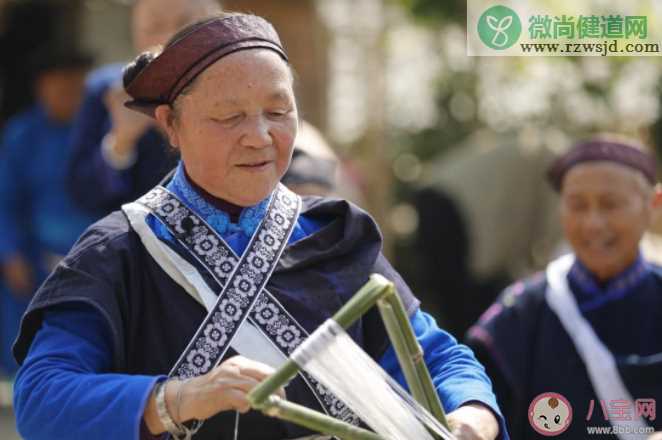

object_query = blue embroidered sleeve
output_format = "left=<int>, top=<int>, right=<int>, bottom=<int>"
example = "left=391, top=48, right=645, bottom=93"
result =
left=379, top=309, right=510, bottom=440
left=14, top=302, right=162, bottom=440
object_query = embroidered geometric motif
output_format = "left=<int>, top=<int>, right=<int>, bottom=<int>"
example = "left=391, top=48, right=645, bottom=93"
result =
left=138, top=184, right=358, bottom=424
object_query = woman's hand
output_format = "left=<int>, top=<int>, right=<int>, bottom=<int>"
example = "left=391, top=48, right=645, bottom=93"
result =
left=144, top=355, right=283, bottom=434
left=103, top=85, right=152, bottom=157
left=447, top=403, right=500, bottom=440
left=177, top=355, right=284, bottom=420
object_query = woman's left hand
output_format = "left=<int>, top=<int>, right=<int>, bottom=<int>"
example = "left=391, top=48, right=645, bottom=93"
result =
left=447, top=403, right=500, bottom=440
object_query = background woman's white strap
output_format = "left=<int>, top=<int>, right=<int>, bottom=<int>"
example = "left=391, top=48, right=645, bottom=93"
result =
left=545, top=254, right=649, bottom=439
left=122, top=202, right=288, bottom=370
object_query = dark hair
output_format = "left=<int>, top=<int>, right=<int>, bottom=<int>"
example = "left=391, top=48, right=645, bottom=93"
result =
left=122, top=50, right=158, bottom=90
left=29, top=45, right=94, bottom=77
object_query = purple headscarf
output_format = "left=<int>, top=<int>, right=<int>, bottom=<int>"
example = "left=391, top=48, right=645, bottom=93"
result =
left=124, top=14, right=288, bottom=117
left=547, top=139, right=657, bottom=191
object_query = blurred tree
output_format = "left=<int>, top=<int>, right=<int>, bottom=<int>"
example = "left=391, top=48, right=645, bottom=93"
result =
left=397, top=0, right=463, bottom=24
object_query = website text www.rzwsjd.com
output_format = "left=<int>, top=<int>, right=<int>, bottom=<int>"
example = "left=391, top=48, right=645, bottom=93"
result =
left=586, top=425, right=655, bottom=435
left=519, top=39, right=661, bottom=56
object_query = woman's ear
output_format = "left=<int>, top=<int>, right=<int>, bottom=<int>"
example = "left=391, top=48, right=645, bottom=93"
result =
left=154, top=104, right=179, bottom=148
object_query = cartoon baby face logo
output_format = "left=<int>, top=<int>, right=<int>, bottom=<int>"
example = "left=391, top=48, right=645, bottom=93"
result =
left=528, top=392, right=573, bottom=436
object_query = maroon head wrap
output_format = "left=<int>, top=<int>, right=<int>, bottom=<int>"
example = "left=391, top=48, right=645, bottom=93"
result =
left=547, top=139, right=657, bottom=191
left=124, top=14, right=288, bottom=117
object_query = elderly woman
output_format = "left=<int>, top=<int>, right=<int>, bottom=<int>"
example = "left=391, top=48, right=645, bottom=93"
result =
left=13, top=13, right=507, bottom=440
left=467, top=138, right=662, bottom=438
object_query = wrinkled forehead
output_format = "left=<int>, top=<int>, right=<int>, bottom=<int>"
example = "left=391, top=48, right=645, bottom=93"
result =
left=185, top=50, right=294, bottom=104
left=198, top=49, right=291, bottom=82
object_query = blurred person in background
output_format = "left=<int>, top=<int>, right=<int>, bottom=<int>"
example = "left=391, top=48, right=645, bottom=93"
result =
left=467, top=137, right=662, bottom=439
left=283, top=120, right=365, bottom=204
left=66, top=0, right=220, bottom=218
left=411, top=138, right=561, bottom=337
left=0, top=47, right=95, bottom=377
left=283, top=121, right=341, bottom=197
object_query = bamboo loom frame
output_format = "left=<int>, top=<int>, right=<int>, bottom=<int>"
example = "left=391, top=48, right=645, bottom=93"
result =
left=247, top=274, right=449, bottom=440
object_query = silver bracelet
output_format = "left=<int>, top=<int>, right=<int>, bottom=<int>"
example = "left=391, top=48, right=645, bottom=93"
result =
left=175, top=379, right=186, bottom=427
left=155, top=381, right=185, bottom=436
left=172, top=380, right=203, bottom=440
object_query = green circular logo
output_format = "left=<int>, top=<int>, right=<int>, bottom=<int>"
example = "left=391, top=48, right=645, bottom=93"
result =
left=477, top=5, right=521, bottom=50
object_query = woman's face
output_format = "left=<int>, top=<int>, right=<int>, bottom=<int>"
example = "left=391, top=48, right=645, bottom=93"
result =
left=157, top=49, right=298, bottom=206
left=560, top=161, right=653, bottom=281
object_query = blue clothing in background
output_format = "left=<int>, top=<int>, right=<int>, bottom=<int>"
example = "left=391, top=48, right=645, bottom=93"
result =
left=0, top=105, right=97, bottom=375
left=66, top=64, right=176, bottom=217
left=467, top=255, right=662, bottom=439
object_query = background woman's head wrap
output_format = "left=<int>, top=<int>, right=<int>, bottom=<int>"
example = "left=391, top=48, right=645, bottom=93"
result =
left=123, top=13, right=288, bottom=117
left=547, top=138, right=657, bottom=191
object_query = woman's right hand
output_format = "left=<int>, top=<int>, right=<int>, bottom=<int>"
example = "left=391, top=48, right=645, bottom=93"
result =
left=144, top=355, right=284, bottom=434
left=176, top=355, right=284, bottom=421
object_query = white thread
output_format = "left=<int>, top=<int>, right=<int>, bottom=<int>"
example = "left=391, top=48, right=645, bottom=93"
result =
left=291, top=320, right=455, bottom=440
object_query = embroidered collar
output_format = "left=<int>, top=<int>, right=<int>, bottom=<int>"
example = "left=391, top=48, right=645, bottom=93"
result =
left=568, top=253, right=650, bottom=312
left=166, top=161, right=271, bottom=237
left=183, top=167, right=243, bottom=222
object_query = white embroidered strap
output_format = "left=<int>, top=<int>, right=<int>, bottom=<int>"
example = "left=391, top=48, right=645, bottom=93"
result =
left=248, top=294, right=358, bottom=422
left=138, top=185, right=298, bottom=379
left=126, top=184, right=359, bottom=424
left=545, top=254, right=649, bottom=439
left=125, top=200, right=357, bottom=422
